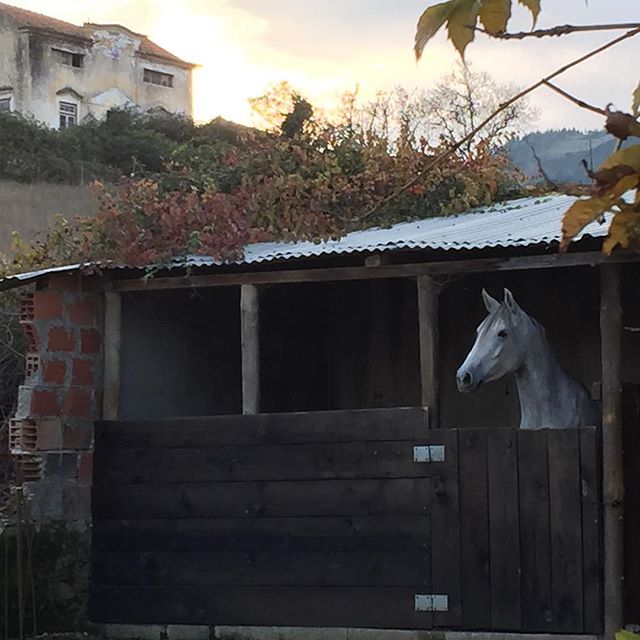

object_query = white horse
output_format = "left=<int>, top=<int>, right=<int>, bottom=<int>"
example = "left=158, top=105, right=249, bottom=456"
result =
left=456, top=288, right=599, bottom=429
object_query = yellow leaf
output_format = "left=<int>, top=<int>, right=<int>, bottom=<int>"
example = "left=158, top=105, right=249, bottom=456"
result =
left=415, top=1, right=458, bottom=60
left=599, top=144, right=640, bottom=172
left=517, top=0, right=540, bottom=27
left=560, top=174, right=640, bottom=251
left=633, top=80, right=640, bottom=118
left=603, top=207, right=640, bottom=255
left=479, top=0, right=511, bottom=34
left=616, top=629, right=640, bottom=640
left=447, top=0, right=482, bottom=57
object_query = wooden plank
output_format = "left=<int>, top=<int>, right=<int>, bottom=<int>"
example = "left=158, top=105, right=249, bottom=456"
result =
left=458, top=429, right=491, bottom=630
left=487, top=429, right=521, bottom=631
left=241, top=284, right=260, bottom=415
left=102, top=292, right=121, bottom=420
left=108, top=250, right=640, bottom=293
left=94, top=441, right=435, bottom=485
left=600, top=264, right=624, bottom=639
left=547, top=429, right=583, bottom=633
left=92, top=516, right=430, bottom=553
left=92, top=478, right=433, bottom=519
left=428, top=429, right=461, bottom=628
left=89, top=585, right=436, bottom=628
left=580, top=427, right=603, bottom=634
left=94, top=407, right=429, bottom=449
left=417, top=276, right=440, bottom=426
left=518, top=429, right=552, bottom=632
left=92, top=549, right=430, bottom=587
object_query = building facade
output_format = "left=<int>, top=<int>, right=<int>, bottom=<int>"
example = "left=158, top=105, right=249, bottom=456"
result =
left=0, top=2, right=194, bottom=128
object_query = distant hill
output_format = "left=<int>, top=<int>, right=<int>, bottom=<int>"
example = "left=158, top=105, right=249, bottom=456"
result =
left=506, top=129, right=621, bottom=184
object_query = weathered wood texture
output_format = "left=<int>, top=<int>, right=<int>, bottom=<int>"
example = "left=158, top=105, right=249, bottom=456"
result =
left=102, top=292, right=121, bottom=420
left=91, top=413, right=601, bottom=633
left=417, top=276, right=440, bottom=425
left=601, top=264, right=624, bottom=638
left=240, top=284, right=260, bottom=415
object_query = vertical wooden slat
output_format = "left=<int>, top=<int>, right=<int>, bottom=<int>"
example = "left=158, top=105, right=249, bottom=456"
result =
left=429, top=429, right=461, bottom=627
left=417, top=276, right=440, bottom=427
left=103, top=291, right=122, bottom=420
left=518, top=428, right=552, bottom=632
left=488, top=429, right=521, bottom=630
left=241, top=284, right=260, bottom=415
left=580, top=426, right=603, bottom=634
left=458, top=429, right=491, bottom=629
left=601, top=264, right=624, bottom=638
left=548, top=429, right=583, bottom=632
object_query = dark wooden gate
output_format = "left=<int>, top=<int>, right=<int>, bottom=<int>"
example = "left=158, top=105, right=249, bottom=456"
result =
left=90, top=409, right=602, bottom=633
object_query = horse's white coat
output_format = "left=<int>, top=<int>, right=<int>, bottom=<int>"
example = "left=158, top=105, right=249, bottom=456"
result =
left=456, top=289, right=599, bottom=429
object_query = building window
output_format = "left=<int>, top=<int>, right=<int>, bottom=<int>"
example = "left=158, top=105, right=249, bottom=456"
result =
left=0, top=97, right=11, bottom=112
left=59, top=101, right=77, bottom=128
left=143, top=68, right=174, bottom=88
left=53, top=48, right=84, bottom=68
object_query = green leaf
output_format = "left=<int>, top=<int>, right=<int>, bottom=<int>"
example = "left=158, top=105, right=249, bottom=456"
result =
left=479, top=0, right=511, bottom=34
left=415, top=1, right=458, bottom=60
left=415, top=0, right=480, bottom=60
left=447, top=0, right=482, bottom=56
left=616, top=630, right=640, bottom=640
left=517, top=0, right=540, bottom=27
left=632, top=80, right=640, bottom=118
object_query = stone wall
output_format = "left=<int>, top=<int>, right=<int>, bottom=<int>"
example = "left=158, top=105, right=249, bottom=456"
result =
left=10, top=272, right=102, bottom=522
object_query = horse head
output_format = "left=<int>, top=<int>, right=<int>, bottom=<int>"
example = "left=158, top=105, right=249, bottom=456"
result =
left=456, top=288, right=532, bottom=393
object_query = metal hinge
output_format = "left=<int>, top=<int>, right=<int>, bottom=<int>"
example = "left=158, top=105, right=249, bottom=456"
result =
left=413, top=445, right=445, bottom=462
left=415, top=594, right=448, bottom=612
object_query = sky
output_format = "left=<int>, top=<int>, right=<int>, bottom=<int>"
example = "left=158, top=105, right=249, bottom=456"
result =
left=9, top=0, right=640, bottom=131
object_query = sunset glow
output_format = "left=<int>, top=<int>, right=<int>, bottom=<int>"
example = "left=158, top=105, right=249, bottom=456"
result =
left=6, top=0, right=640, bottom=130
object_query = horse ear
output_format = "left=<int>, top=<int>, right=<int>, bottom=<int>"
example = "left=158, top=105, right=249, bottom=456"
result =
left=482, top=288, right=500, bottom=313
left=503, top=288, right=520, bottom=314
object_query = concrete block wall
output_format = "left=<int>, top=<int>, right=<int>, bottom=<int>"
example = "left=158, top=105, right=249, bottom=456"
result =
left=11, top=272, right=102, bottom=522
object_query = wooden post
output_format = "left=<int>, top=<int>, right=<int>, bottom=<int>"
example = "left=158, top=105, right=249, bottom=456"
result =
left=417, top=276, right=440, bottom=427
left=102, top=292, right=122, bottom=420
left=601, top=264, right=624, bottom=638
left=241, top=284, right=260, bottom=415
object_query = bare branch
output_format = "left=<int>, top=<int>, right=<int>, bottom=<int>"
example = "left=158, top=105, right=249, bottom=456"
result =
left=529, top=144, right=559, bottom=191
left=542, top=81, right=607, bottom=115
left=473, top=22, right=640, bottom=40
left=360, top=26, right=640, bottom=222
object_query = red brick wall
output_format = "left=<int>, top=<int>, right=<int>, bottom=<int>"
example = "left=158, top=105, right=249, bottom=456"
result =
left=12, top=272, right=102, bottom=522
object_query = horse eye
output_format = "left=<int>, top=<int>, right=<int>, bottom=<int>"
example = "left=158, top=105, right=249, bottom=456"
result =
left=498, top=329, right=507, bottom=338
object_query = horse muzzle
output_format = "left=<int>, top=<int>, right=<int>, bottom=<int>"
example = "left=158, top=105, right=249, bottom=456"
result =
left=456, top=368, right=481, bottom=393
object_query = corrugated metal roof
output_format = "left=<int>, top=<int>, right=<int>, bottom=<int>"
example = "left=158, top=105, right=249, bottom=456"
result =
left=0, top=194, right=609, bottom=289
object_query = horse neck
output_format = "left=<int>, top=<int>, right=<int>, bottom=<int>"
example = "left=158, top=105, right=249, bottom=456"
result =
left=514, top=320, right=568, bottom=424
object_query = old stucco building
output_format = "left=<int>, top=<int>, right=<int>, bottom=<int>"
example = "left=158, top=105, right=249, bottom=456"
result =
left=0, top=2, right=194, bottom=128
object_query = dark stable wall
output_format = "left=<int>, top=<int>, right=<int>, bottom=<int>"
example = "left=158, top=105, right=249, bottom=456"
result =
left=119, top=288, right=241, bottom=419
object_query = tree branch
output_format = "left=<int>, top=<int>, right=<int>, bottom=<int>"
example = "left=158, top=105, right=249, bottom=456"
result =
left=473, top=22, right=640, bottom=40
left=359, top=26, right=640, bottom=222
left=542, top=81, right=607, bottom=115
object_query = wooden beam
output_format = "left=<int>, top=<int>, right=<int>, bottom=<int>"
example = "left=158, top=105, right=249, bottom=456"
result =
left=417, top=276, right=440, bottom=427
left=109, top=251, right=640, bottom=293
left=600, top=264, right=624, bottom=638
left=241, top=284, right=260, bottom=415
left=102, top=292, right=122, bottom=420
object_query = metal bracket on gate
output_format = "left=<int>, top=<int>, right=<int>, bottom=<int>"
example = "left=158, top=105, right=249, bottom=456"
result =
left=415, top=594, right=448, bottom=612
left=413, top=445, right=445, bottom=463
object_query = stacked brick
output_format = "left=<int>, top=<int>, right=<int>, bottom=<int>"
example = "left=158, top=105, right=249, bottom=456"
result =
left=12, top=273, right=102, bottom=522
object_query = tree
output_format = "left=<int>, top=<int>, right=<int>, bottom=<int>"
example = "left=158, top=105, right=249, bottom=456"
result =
left=412, top=0, right=640, bottom=254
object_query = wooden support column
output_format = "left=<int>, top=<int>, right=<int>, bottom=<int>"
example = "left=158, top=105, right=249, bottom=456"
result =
left=102, top=292, right=122, bottom=420
left=417, top=276, right=440, bottom=428
left=601, top=264, right=624, bottom=638
left=241, top=284, right=260, bottom=415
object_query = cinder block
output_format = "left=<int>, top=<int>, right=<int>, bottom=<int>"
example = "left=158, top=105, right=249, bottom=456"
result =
left=36, top=417, right=63, bottom=450
left=63, top=419, right=94, bottom=449
left=25, top=480, right=64, bottom=520
left=15, top=385, right=34, bottom=420
left=167, top=625, right=211, bottom=640
left=44, top=452, right=78, bottom=479
left=216, top=627, right=347, bottom=640
left=105, top=624, right=166, bottom=640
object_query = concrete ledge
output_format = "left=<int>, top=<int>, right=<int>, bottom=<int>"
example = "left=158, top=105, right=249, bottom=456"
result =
left=167, top=624, right=211, bottom=640
left=105, top=624, right=166, bottom=640
left=213, top=628, right=600, bottom=640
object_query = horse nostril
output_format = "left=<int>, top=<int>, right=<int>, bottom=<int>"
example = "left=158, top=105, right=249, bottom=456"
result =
left=463, top=372, right=472, bottom=385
